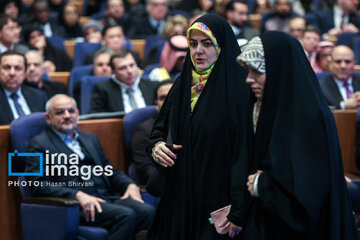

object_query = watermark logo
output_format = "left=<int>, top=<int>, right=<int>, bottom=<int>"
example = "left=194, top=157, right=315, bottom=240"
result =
left=8, top=150, right=43, bottom=176
left=8, top=150, right=113, bottom=180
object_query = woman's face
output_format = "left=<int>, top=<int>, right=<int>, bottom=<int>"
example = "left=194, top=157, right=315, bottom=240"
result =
left=245, top=67, right=266, bottom=100
left=189, top=29, right=217, bottom=70
left=64, top=5, right=79, bottom=26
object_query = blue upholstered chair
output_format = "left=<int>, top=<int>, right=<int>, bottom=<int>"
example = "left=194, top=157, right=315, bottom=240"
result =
left=80, top=76, right=109, bottom=114
left=68, top=64, right=93, bottom=96
left=123, top=106, right=159, bottom=206
left=336, top=32, right=357, bottom=46
left=47, top=36, right=66, bottom=50
left=9, top=113, right=109, bottom=240
left=316, top=72, right=331, bottom=81
left=73, top=42, right=102, bottom=67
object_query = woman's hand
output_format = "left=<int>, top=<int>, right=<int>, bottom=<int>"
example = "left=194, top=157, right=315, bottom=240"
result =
left=229, top=222, right=242, bottom=238
left=247, top=170, right=263, bottom=197
left=152, top=141, right=182, bottom=167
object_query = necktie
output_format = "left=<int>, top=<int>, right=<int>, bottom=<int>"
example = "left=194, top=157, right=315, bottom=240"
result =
left=126, top=88, right=138, bottom=110
left=343, top=80, right=352, bottom=99
left=10, top=93, right=25, bottom=117
left=340, top=13, right=346, bottom=30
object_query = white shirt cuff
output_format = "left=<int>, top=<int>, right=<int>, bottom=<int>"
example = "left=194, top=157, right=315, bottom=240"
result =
left=253, top=173, right=261, bottom=197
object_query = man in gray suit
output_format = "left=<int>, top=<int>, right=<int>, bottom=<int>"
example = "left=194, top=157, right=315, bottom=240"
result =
left=320, top=45, right=360, bottom=109
left=0, top=15, right=29, bottom=54
left=0, top=50, right=46, bottom=125
left=225, top=0, right=259, bottom=47
left=90, top=49, right=158, bottom=113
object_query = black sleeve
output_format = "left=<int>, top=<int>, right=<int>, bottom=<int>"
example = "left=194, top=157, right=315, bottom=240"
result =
left=89, top=83, right=107, bottom=113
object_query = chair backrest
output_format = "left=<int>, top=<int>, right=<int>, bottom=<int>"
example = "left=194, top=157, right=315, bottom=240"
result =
left=80, top=76, right=109, bottom=114
left=69, top=64, right=93, bottom=96
left=47, top=36, right=66, bottom=50
left=123, top=105, right=158, bottom=149
left=316, top=71, right=331, bottom=81
left=73, top=42, right=102, bottom=67
left=336, top=32, right=356, bottom=46
left=145, top=35, right=161, bottom=62
left=9, top=112, right=47, bottom=198
left=10, top=112, right=47, bottom=152
left=353, top=37, right=360, bottom=64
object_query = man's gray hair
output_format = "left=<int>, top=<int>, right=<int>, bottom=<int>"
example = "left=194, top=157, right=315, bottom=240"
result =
left=46, top=94, right=78, bottom=113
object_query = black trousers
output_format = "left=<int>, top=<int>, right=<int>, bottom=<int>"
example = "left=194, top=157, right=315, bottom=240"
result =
left=80, top=198, right=155, bottom=240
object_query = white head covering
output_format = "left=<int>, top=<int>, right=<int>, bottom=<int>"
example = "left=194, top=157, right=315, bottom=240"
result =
left=237, top=36, right=266, bottom=74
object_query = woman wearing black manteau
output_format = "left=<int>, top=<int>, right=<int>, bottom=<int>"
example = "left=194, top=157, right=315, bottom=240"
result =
left=147, top=14, right=249, bottom=239
left=237, top=32, right=359, bottom=239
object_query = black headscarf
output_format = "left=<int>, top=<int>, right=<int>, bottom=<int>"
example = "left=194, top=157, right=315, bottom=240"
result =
left=147, top=13, right=249, bottom=239
left=247, top=31, right=358, bottom=238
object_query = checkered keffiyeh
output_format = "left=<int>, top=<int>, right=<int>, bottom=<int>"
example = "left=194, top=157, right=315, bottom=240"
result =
left=237, top=37, right=266, bottom=74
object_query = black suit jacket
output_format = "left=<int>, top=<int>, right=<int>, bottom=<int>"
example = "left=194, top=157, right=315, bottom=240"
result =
left=25, top=127, right=134, bottom=199
left=319, top=74, right=360, bottom=109
left=44, top=40, right=72, bottom=72
left=313, top=9, right=360, bottom=34
left=24, top=80, right=68, bottom=100
left=0, top=85, right=46, bottom=125
left=89, top=78, right=157, bottom=113
left=131, top=116, right=158, bottom=185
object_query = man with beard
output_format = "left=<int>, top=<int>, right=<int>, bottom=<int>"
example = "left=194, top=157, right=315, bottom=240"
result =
left=261, top=0, right=297, bottom=33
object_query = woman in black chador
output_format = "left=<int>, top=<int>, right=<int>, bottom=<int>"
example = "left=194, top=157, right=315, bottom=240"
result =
left=237, top=32, right=358, bottom=239
left=147, top=14, right=249, bottom=239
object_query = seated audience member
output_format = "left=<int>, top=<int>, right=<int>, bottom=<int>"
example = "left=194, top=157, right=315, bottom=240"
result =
left=48, top=0, right=65, bottom=20
left=25, top=94, right=155, bottom=239
left=23, top=24, right=72, bottom=72
left=131, top=80, right=173, bottom=185
left=73, top=49, right=113, bottom=107
left=0, top=0, right=19, bottom=19
left=289, top=16, right=306, bottom=40
left=0, top=50, right=46, bottom=125
left=99, top=0, right=131, bottom=33
left=311, top=41, right=334, bottom=73
left=59, top=3, right=83, bottom=40
left=146, top=14, right=188, bottom=65
left=90, top=49, right=158, bottom=113
left=24, top=50, right=67, bottom=100
left=148, top=35, right=187, bottom=80
left=261, top=0, right=297, bottom=33
left=300, top=26, right=321, bottom=62
left=124, top=0, right=145, bottom=13
left=127, top=0, right=171, bottom=39
left=28, top=0, right=66, bottom=38
left=84, top=24, right=141, bottom=67
left=83, top=20, right=103, bottom=43
left=188, top=9, right=207, bottom=27
left=18, top=0, right=34, bottom=26
left=313, top=0, right=360, bottom=36
left=320, top=45, right=360, bottom=109
left=254, top=0, right=272, bottom=14
left=225, top=0, right=260, bottom=46
left=0, top=14, right=29, bottom=54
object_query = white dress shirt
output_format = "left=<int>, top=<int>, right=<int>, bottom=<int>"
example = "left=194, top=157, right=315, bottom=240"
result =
left=111, top=74, right=146, bottom=113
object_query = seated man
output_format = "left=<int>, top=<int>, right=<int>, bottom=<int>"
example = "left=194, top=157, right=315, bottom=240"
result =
left=90, top=49, right=158, bottom=113
left=0, top=14, right=29, bottom=54
left=25, top=94, right=155, bottom=239
left=131, top=80, right=173, bottom=185
left=0, top=50, right=46, bottom=125
left=320, top=45, right=360, bottom=109
left=25, top=50, right=67, bottom=100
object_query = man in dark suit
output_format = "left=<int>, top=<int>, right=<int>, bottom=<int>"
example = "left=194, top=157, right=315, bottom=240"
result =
left=131, top=80, right=173, bottom=185
left=320, top=45, right=360, bottom=109
left=313, top=0, right=360, bottom=35
left=0, top=15, right=29, bottom=54
left=225, top=0, right=259, bottom=46
left=90, top=49, right=158, bottom=113
left=25, top=94, right=154, bottom=240
left=0, top=50, right=46, bottom=125
left=25, top=50, right=67, bottom=100
left=127, top=0, right=171, bottom=39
